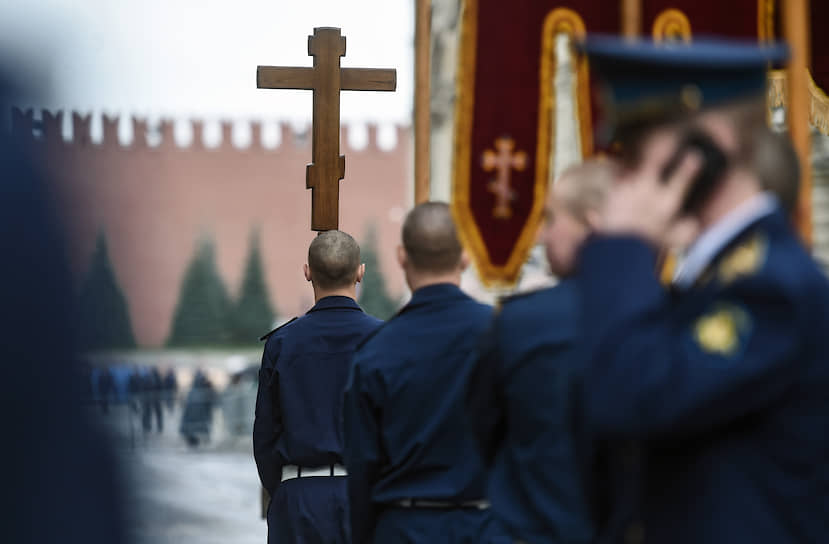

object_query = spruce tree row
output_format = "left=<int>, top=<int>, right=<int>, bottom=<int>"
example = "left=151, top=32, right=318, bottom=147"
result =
left=77, top=227, right=398, bottom=350
left=357, top=226, right=398, bottom=320
left=167, top=231, right=275, bottom=347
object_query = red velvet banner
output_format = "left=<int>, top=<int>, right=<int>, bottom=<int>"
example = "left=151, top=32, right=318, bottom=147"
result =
left=642, top=1, right=762, bottom=41
left=451, top=0, right=619, bottom=285
left=811, top=1, right=829, bottom=93
left=452, top=0, right=824, bottom=286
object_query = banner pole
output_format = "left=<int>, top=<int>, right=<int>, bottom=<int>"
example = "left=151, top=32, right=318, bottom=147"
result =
left=621, top=0, right=642, bottom=38
left=783, top=0, right=813, bottom=245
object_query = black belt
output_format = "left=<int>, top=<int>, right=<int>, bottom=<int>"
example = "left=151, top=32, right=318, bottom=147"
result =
left=393, top=498, right=490, bottom=510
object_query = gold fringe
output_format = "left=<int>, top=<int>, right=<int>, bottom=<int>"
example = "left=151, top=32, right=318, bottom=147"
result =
left=767, top=69, right=787, bottom=108
left=758, top=0, right=774, bottom=42
left=810, top=72, right=829, bottom=136
left=766, top=70, right=829, bottom=135
left=451, top=2, right=591, bottom=286
left=652, top=9, right=692, bottom=42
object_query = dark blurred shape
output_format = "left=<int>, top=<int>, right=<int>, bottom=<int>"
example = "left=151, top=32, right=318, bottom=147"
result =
left=139, top=366, right=164, bottom=433
left=179, top=369, right=217, bottom=447
left=581, top=35, right=789, bottom=149
left=92, top=365, right=117, bottom=415
left=162, top=367, right=178, bottom=411
left=77, top=233, right=137, bottom=350
left=0, top=70, right=129, bottom=542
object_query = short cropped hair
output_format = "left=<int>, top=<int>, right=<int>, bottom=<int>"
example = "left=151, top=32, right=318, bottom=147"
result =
left=307, top=230, right=361, bottom=289
left=402, top=202, right=463, bottom=273
left=554, top=159, right=617, bottom=224
left=752, top=129, right=800, bottom=215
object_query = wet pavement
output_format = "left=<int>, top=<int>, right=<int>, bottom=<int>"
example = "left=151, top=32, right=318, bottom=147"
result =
left=122, top=445, right=266, bottom=544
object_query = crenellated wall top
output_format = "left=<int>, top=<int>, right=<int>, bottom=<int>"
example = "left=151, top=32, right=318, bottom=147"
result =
left=9, top=108, right=411, bottom=154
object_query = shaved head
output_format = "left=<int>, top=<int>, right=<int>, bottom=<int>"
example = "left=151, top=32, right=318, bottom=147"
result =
left=307, top=230, right=361, bottom=289
left=402, top=202, right=463, bottom=273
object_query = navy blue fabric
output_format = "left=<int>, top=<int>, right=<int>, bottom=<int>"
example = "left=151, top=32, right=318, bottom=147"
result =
left=254, top=295, right=382, bottom=543
left=577, top=209, right=829, bottom=542
left=467, top=283, right=600, bottom=543
left=582, top=35, right=788, bottom=69
left=0, top=73, right=129, bottom=543
left=343, top=283, right=504, bottom=544
left=373, top=507, right=512, bottom=544
left=267, top=477, right=350, bottom=544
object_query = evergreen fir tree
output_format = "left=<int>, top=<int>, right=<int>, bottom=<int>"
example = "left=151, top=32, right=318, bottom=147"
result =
left=167, top=236, right=232, bottom=346
left=230, top=229, right=276, bottom=344
left=77, top=233, right=137, bottom=350
left=358, top=226, right=397, bottom=320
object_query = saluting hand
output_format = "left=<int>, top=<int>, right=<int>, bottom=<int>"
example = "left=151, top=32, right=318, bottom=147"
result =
left=600, top=132, right=702, bottom=248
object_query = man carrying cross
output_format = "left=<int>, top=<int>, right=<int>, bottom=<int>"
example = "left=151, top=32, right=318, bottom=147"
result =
left=253, top=27, right=396, bottom=543
left=253, top=231, right=382, bottom=543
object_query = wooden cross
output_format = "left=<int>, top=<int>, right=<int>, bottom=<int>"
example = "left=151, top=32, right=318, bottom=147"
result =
left=482, top=136, right=527, bottom=219
left=257, top=27, right=397, bottom=231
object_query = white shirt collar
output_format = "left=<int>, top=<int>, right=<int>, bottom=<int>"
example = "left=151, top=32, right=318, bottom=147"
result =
left=673, top=192, right=778, bottom=290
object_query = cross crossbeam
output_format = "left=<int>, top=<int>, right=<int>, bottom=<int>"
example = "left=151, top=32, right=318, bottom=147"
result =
left=257, top=27, right=396, bottom=231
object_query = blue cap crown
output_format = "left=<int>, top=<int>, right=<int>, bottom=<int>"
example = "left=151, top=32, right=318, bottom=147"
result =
left=580, top=35, right=789, bottom=144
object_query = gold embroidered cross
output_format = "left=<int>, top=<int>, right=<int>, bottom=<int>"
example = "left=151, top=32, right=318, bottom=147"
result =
left=482, top=136, right=527, bottom=219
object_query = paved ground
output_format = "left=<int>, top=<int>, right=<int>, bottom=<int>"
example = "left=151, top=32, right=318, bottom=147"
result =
left=95, top=395, right=266, bottom=544
left=122, top=445, right=266, bottom=544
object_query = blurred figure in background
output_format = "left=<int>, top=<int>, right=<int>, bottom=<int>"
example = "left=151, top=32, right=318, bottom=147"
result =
left=575, top=37, right=829, bottom=542
left=180, top=368, right=217, bottom=447
left=162, top=366, right=179, bottom=412
left=147, top=365, right=164, bottom=433
left=467, top=160, right=618, bottom=543
left=221, top=356, right=257, bottom=439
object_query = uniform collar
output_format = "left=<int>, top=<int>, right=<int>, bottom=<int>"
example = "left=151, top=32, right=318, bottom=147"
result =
left=673, top=192, right=778, bottom=290
left=407, top=283, right=464, bottom=308
left=307, top=295, right=363, bottom=313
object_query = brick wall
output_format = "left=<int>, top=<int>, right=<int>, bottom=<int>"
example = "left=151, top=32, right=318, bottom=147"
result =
left=14, top=110, right=411, bottom=347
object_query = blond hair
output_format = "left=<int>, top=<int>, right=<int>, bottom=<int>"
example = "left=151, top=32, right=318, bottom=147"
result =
left=553, top=158, right=617, bottom=224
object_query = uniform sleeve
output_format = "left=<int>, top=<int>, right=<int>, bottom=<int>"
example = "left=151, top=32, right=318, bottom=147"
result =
left=465, top=317, right=505, bottom=466
left=578, top=236, right=802, bottom=437
left=253, top=339, right=285, bottom=494
left=342, top=358, right=384, bottom=544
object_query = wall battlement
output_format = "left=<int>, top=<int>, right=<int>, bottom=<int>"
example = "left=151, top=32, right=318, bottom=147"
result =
left=10, top=108, right=410, bottom=154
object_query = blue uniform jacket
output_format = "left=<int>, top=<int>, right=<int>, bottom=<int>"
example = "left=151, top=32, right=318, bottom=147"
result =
left=253, top=296, right=382, bottom=495
left=577, top=209, right=829, bottom=542
left=467, top=282, right=600, bottom=543
left=342, top=283, right=494, bottom=543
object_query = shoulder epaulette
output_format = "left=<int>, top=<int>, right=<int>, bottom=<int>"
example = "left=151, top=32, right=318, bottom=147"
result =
left=717, top=233, right=768, bottom=285
left=259, top=316, right=298, bottom=342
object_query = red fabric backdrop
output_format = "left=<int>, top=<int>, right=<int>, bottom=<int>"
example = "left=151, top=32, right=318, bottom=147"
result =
left=641, top=1, right=760, bottom=39
left=454, top=0, right=619, bottom=283
left=811, top=1, right=829, bottom=93
left=453, top=0, right=825, bottom=285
